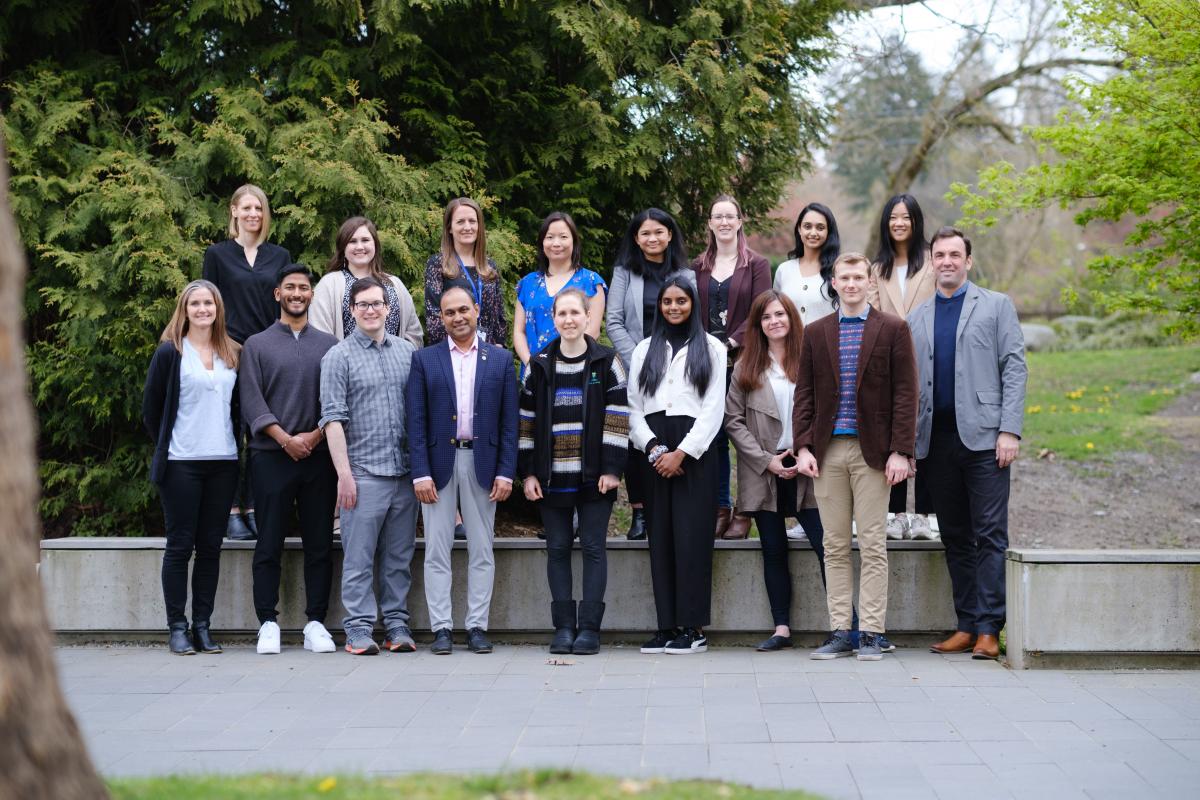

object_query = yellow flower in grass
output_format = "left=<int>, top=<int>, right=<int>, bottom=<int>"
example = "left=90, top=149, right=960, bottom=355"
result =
left=1085, top=442, right=1095, bottom=450
left=317, top=776, right=338, bottom=793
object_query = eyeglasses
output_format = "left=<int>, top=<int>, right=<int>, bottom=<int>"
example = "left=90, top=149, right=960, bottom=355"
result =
left=352, top=301, right=388, bottom=311
left=710, top=214, right=740, bottom=222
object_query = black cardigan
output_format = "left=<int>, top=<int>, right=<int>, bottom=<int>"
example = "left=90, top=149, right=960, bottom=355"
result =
left=142, top=341, right=242, bottom=485
left=518, top=336, right=628, bottom=485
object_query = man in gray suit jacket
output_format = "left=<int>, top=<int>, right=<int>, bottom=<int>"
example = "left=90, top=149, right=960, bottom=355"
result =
left=908, top=226, right=1027, bottom=661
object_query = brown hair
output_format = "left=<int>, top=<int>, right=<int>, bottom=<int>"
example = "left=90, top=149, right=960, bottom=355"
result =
left=160, top=280, right=240, bottom=368
left=227, top=184, right=271, bottom=246
left=832, top=251, right=871, bottom=277
left=551, top=287, right=590, bottom=316
left=695, top=194, right=753, bottom=275
left=736, top=290, right=802, bottom=393
left=930, top=225, right=972, bottom=256
left=327, top=216, right=389, bottom=284
left=439, top=197, right=497, bottom=281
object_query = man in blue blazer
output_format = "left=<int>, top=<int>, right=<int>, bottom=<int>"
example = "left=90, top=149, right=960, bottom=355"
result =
left=407, top=286, right=518, bottom=655
left=908, top=226, right=1027, bottom=661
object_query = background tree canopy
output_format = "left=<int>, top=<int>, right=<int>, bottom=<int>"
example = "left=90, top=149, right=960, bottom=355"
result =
left=0, top=0, right=841, bottom=534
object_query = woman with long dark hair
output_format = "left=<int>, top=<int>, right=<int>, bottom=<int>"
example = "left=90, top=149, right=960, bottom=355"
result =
left=606, top=208, right=693, bottom=540
left=628, top=276, right=725, bottom=655
left=773, top=202, right=840, bottom=325
left=519, top=289, right=628, bottom=655
left=691, top=194, right=772, bottom=540
left=143, top=280, right=242, bottom=655
left=310, top=216, right=423, bottom=346
left=423, top=197, right=508, bottom=345
left=871, top=194, right=937, bottom=542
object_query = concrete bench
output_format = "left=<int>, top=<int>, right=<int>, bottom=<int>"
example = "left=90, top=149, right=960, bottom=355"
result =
left=40, top=537, right=956, bottom=639
left=1006, top=548, right=1200, bottom=668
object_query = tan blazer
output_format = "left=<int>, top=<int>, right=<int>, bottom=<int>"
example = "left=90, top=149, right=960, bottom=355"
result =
left=870, top=261, right=936, bottom=318
left=724, top=364, right=817, bottom=515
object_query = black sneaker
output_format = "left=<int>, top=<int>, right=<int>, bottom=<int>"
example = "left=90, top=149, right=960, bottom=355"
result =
left=877, top=633, right=897, bottom=653
left=810, top=629, right=854, bottom=660
left=664, top=628, right=707, bottom=655
left=430, top=627, right=453, bottom=655
left=466, top=627, right=493, bottom=654
left=640, top=629, right=676, bottom=654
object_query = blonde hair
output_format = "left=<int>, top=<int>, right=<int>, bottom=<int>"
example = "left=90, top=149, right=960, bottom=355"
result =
left=439, top=197, right=497, bottom=281
left=227, top=184, right=271, bottom=246
left=832, top=251, right=871, bottom=277
left=161, top=280, right=241, bottom=369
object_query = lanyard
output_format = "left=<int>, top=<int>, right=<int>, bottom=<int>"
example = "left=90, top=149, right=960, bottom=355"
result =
left=455, top=254, right=483, bottom=307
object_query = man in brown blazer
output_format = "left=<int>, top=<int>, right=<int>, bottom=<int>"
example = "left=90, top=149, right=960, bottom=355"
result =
left=793, top=253, right=918, bottom=661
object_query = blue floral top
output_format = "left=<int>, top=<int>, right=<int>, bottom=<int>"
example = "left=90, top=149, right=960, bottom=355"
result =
left=516, top=267, right=608, bottom=358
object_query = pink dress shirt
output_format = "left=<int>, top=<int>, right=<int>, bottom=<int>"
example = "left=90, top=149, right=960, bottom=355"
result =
left=449, top=336, right=478, bottom=441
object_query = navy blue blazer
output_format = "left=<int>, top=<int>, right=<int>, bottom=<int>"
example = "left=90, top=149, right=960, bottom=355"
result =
left=406, top=337, right=519, bottom=491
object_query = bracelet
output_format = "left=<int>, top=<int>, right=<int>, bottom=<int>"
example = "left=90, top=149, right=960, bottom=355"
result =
left=647, top=444, right=669, bottom=465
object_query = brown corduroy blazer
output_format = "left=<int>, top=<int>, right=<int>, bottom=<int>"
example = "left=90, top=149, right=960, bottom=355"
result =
left=791, top=309, right=918, bottom=471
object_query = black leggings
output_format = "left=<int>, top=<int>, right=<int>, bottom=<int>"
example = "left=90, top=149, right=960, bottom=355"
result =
left=541, top=497, right=613, bottom=603
left=889, top=473, right=934, bottom=515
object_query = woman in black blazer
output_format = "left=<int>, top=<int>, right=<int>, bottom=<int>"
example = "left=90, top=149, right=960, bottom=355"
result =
left=143, top=280, right=242, bottom=655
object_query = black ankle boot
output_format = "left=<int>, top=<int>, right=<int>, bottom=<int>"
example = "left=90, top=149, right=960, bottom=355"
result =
left=169, top=622, right=195, bottom=655
left=626, top=508, right=646, bottom=541
left=191, top=621, right=222, bottom=654
left=549, top=600, right=576, bottom=654
left=573, top=600, right=605, bottom=655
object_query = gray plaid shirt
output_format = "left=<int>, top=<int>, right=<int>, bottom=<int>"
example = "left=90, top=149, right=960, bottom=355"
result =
left=319, top=327, right=415, bottom=477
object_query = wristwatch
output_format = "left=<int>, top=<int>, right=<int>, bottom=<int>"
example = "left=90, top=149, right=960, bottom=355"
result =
left=647, top=444, right=670, bottom=465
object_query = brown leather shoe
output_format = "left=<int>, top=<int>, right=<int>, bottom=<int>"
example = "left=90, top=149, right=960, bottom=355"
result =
left=929, top=631, right=976, bottom=654
left=714, top=506, right=732, bottom=538
left=972, top=634, right=1000, bottom=660
left=722, top=513, right=752, bottom=540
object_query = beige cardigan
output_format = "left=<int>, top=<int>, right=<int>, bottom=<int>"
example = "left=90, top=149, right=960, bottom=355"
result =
left=310, top=270, right=424, bottom=347
left=870, top=259, right=936, bottom=318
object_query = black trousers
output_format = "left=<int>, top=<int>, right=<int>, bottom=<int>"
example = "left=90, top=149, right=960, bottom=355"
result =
left=625, top=442, right=648, bottom=506
left=249, top=448, right=337, bottom=624
left=919, top=425, right=1010, bottom=635
left=541, top=496, right=613, bottom=603
left=645, top=411, right=717, bottom=630
left=888, top=472, right=934, bottom=515
left=752, top=475, right=825, bottom=627
left=159, top=459, right=239, bottom=626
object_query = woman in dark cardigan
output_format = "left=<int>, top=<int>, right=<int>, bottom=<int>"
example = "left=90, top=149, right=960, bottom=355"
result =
left=423, top=196, right=509, bottom=345
left=690, top=194, right=772, bottom=540
left=143, top=280, right=242, bottom=655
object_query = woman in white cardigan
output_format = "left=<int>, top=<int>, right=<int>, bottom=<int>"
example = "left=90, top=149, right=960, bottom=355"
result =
left=628, top=276, right=725, bottom=656
left=310, top=216, right=423, bottom=346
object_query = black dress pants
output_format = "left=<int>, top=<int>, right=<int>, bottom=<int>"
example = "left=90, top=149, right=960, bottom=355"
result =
left=541, top=496, right=613, bottom=603
left=250, top=448, right=337, bottom=624
left=645, top=411, right=718, bottom=630
left=625, top=442, right=648, bottom=506
left=159, top=459, right=239, bottom=626
left=919, top=425, right=1011, bottom=635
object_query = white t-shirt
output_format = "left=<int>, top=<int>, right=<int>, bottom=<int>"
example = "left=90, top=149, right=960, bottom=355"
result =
left=767, top=357, right=796, bottom=451
left=168, top=339, right=238, bottom=461
left=896, top=265, right=909, bottom=302
left=773, top=259, right=837, bottom=326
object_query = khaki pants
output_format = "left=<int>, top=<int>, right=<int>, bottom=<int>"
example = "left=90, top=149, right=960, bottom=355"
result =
left=813, top=437, right=890, bottom=634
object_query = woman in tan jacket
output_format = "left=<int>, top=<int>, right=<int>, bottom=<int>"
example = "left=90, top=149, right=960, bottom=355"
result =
left=871, top=194, right=936, bottom=542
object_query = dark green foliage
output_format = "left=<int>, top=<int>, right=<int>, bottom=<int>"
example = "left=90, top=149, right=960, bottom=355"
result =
left=2, top=0, right=840, bottom=534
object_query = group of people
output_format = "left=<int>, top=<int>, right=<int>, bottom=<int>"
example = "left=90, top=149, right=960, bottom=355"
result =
left=143, top=183, right=1026, bottom=664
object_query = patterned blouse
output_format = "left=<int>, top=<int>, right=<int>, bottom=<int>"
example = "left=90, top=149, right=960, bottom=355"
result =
left=339, top=269, right=403, bottom=338
left=423, top=253, right=509, bottom=346
left=516, top=267, right=608, bottom=358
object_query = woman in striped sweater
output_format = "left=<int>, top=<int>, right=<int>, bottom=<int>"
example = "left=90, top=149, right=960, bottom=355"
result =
left=519, top=289, right=629, bottom=656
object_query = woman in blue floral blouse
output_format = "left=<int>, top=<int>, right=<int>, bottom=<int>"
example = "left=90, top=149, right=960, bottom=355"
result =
left=514, top=212, right=607, bottom=372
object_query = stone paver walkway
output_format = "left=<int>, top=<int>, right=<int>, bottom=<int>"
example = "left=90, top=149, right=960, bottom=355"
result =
left=61, top=643, right=1200, bottom=798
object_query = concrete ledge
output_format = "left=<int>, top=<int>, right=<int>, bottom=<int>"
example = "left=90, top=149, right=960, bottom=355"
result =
left=1006, top=548, right=1200, bottom=669
left=40, top=537, right=955, bottom=637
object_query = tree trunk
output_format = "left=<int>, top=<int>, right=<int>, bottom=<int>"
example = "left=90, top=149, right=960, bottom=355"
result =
left=0, top=138, right=108, bottom=798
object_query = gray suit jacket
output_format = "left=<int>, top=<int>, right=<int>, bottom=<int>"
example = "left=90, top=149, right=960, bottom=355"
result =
left=908, top=282, right=1027, bottom=459
left=606, top=265, right=695, bottom=370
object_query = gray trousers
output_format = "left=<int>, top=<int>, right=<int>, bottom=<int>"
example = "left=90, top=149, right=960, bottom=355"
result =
left=340, top=473, right=418, bottom=638
left=422, top=449, right=496, bottom=631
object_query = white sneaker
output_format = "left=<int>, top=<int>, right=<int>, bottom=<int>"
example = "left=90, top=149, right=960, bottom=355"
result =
left=786, top=523, right=807, bottom=541
left=256, top=621, right=281, bottom=655
left=909, top=514, right=936, bottom=540
left=886, top=514, right=909, bottom=541
left=303, top=620, right=336, bottom=653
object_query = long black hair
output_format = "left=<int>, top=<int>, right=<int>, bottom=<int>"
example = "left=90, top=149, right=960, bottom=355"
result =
left=789, top=202, right=840, bottom=308
left=873, top=193, right=927, bottom=281
left=637, top=276, right=712, bottom=397
left=615, top=207, right=689, bottom=277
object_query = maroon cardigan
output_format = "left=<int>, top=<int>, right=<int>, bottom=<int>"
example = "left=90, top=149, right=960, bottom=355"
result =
left=791, top=309, right=918, bottom=471
left=691, top=252, right=772, bottom=348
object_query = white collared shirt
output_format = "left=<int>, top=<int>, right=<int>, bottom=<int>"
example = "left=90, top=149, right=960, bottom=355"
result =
left=627, top=332, right=726, bottom=459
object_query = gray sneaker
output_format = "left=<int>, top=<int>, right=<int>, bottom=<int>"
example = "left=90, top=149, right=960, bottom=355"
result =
left=810, top=630, right=854, bottom=660
left=384, top=625, right=416, bottom=652
left=344, top=632, right=379, bottom=656
left=857, top=631, right=883, bottom=661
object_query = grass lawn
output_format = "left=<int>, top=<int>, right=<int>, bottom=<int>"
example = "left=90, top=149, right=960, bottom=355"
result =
left=1021, top=345, right=1200, bottom=460
left=108, top=771, right=825, bottom=799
